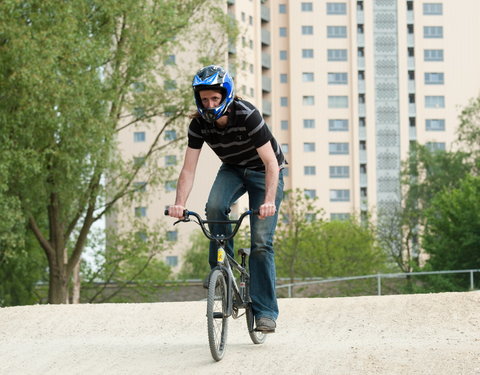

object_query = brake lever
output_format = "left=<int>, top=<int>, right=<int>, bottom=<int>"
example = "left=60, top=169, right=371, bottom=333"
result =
left=173, top=218, right=190, bottom=226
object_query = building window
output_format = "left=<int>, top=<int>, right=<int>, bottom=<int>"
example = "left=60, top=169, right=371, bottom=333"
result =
left=279, top=27, right=287, bottom=37
left=328, top=96, right=348, bottom=108
left=165, top=155, right=177, bottom=166
left=281, top=144, right=289, bottom=153
left=330, top=166, right=350, bottom=178
left=423, top=3, right=443, bottom=15
left=280, top=120, right=289, bottom=130
left=136, top=232, right=148, bottom=242
left=330, top=189, right=350, bottom=202
left=426, top=142, right=446, bottom=152
left=328, top=49, right=347, bottom=61
left=301, top=2, right=313, bottom=11
left=425, top=96, right=445, bottom=108
left=133, top=182, right=147, bottom=192
left=330, top=213, right=350, bottom=221
left=133, top=156, right=146, bottom=167
left=426, top=119, right=445, bottom=131
left=280, top=73, right=288, bottom=83
left=302, top=72, right=315, bottom=82
left=327, top=26, right=347, bottom=38
left=329, top=119, right=349, bottom=131
left=424, top=26, right=443, bottom=38
left=302, top=25, right=314, bottom=35
left=302, top=49, right=314, bottom=58
left=424, top=49, right=444, bottom=61
left=425, top=72, right=444, bottom=85
left=327, top=2, right=347, bottom=14
left=135, top=206, right=147, bottom=217
left=328, top=72, right=348, bottom=85
left=166, top=231, right=178, bottom=242
left=280, top=50, right=288, bottom=60
left=303, top=96, right=315, bottom=106
left=304, top=166, right=316, bottom=175
left=305, top=213, right=316, bottom=222
left=304, top=142, right=316, bottom=152
left=165, top=130, right=177, bottom=140
left=164, top=80, right=176, bottom=91
left=166, top=255, right=178, bottom=266
left=165, top=55, right=176, bottom=65
left=133, top=107, right=145, bottom=119
left=279, top=4, right=287, bottom=13
left=165, top=180, right=177, bottom=192
left=303, top=119, right=316, bottom=128
left=133, top=131, right=146, bottom=142
left=280, top=97, right=288, bottom=106
left=304, top=189, right=317, bottom=199
left=329, top=142, right=349, bottom=155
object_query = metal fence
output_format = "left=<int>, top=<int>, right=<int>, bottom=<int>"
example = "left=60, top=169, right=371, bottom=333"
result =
left=276, top=269, right=480, bottom=298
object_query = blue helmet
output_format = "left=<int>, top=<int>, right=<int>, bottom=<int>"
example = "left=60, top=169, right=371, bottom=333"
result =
left=192, top=65, right=234, bottom=123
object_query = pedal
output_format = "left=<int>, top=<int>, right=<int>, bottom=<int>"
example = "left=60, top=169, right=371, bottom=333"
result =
left=254, top=328, right=275, bottom=334
left=213, top=312, right=224, bottom=319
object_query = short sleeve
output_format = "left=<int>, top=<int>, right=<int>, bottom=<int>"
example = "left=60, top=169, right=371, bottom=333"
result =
left=187, top=118, right=204, bottom=149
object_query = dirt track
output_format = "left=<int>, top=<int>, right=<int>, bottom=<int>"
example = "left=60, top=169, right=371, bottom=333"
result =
left=1, top=292, right=479, bottom=374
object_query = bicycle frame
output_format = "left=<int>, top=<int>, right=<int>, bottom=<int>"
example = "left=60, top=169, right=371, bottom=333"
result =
left=165, top=209, right=257, bottom=317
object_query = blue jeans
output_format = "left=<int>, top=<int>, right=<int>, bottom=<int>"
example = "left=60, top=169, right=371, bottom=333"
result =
left=205, top=164, right=284, bottom=321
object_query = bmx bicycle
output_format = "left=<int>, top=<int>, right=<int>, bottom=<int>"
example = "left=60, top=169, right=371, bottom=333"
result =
left=165, top=209, right=266, bottom=361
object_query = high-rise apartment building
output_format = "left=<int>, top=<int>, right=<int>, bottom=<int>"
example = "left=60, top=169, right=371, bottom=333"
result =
left=110, top=0, right=480, bottom=272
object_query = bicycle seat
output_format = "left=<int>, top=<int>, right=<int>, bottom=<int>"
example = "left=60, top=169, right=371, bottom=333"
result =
left=238, top=248, right=251, bottom=256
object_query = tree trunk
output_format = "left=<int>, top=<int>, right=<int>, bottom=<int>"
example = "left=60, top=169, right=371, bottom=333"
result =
left=48, top=264, right=69, bottom=304
left=71, top=261, right=81, bottom=304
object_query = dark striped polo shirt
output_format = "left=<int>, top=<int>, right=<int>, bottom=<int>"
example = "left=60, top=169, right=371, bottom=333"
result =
left=188, top=99, right=285, bottom=172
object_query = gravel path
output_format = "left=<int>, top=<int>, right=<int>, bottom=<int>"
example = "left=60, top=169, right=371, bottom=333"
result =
left=1, top=292, right=479, bottom=374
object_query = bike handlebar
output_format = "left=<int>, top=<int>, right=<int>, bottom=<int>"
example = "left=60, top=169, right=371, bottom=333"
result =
left=164, top=209, right=258, bottom=242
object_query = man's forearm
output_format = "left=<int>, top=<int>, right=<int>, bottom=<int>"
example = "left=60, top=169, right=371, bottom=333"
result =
left=175, top=169, right=195, bottom=207
left=264, top=162, right=279, bottom=204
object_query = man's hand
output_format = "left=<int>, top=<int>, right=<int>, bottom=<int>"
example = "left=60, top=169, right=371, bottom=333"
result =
left=167, top=205, right=186, bottom=219
left=258, top=202, right=276, bottom=219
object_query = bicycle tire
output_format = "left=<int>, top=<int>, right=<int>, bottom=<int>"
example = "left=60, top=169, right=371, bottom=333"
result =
left=246, top=303, right=266, bottom=344
left=207, top=269, right=229, bottom=361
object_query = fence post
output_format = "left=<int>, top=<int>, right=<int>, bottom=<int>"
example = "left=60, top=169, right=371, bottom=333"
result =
left=470, top=270, right=474, bottom=290
left=377, top=274, right=382, bottom=296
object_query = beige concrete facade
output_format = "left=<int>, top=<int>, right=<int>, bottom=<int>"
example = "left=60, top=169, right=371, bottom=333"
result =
left=109, top=0, right=480, bottom=272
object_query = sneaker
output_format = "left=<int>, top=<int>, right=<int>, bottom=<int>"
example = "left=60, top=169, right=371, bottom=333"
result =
left=255, top=317, right=276, bottom=333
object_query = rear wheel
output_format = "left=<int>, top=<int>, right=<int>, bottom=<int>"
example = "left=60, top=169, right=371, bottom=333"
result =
left=207, top=269, right=229, bottom=361
left=246, top=303, right=266, bottom=344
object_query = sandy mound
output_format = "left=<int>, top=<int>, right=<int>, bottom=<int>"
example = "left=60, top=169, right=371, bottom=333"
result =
left=0, top=292, right=479, bottom=374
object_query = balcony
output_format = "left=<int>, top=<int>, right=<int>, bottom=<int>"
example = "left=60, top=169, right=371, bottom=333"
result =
left=360, top=173, right=367, bottom=187
left=358, top=56, right=365, bottom=70
left=409, top=103, right=416, bottom=116
left=358, top=80, right=365, bottom=93
left=359, top=150, right=367, bottom=163
left=408, top=56, right=415, bottom=70
left=261, top=29, right=271, bottom=46
left=262, top=52, right=271, bottom=69
left=262, top=100, right=272, bottom=116
left=262, top=75, right=271, bottom=92
left=261, top=5, right=270, bottom=22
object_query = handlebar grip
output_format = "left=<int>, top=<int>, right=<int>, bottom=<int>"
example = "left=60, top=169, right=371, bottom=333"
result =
left=251, top=209, right=260, bottom=215
left=164, top=209, right=169, bottom=216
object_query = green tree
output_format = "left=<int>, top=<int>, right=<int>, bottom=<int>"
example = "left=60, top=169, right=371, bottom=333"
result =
left=377, top=143, right=473, bottom=272
left=422, top=175, right=480, bottom=289
left=0, top=0, right=234, bottom=304
left=177, top=230, right=211, bottom=280
left=274, top=189, right=325, bottom=283
left=275, top=189, right=386, bottom=283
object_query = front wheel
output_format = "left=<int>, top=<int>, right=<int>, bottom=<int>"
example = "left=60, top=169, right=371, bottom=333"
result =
left=207, top=269, right=229, bottom=361
left=246, top=303, right=266, bottom=344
